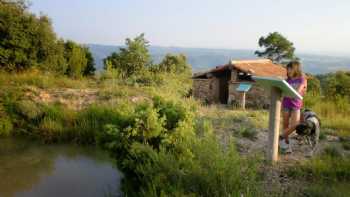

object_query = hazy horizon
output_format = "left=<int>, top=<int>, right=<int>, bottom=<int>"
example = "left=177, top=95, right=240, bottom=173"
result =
left=30, top=0, right=350, bottom=56
left=87, top=43, right=350, bottom=58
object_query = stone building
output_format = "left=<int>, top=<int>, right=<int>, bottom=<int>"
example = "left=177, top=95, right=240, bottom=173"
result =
left=192, top=59, right=287, bottom=108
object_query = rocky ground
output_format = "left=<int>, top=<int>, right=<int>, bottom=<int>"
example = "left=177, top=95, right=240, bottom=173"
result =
left=23, top=86, right=149, bottom=110
left=199, top=104, right=350, bottom=196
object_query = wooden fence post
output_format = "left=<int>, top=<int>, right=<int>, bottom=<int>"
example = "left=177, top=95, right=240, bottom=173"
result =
left=241, top=92, right=246, bottom=110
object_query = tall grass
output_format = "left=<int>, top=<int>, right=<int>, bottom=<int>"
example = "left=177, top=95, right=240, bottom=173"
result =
left=0, top=117, right=12, bottom=136
left=286, top=145, right=350, bottom=197
left=304, top=95, right=350, bottom=137
left=0, top=70, right=91, bottom=89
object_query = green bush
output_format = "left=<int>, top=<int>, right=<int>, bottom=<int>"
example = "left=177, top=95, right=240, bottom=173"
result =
left=132, top=103, right=166, bottom=139
left=15, top=100, right=43, bottom=120
left=92, top=96, right=199, bottom=195
left=97, top=105, right=262, bottom=196
left=153, top=96, right=193, bottom=130
left=238, top=126, right=258, bottom=140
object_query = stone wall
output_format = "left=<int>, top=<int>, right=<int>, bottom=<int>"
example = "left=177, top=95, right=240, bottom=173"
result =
left=193, top=66, right=271, bottom=107
left=193, top=78, right=220, bottom=104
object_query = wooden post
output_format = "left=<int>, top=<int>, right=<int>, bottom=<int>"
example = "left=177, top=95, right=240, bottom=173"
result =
left=241, top=92, right=246, bottom=110
left=268, top=87, right=282, bottom=163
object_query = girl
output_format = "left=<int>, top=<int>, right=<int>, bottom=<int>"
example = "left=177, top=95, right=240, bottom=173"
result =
left=280, top=61, right=307, bottom=153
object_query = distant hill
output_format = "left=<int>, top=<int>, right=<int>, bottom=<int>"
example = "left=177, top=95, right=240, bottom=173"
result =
left=87, top=44, right=350, bottom=74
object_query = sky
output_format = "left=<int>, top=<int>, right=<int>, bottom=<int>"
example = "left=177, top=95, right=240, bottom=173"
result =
left=30, top=0, right=350, bottom=55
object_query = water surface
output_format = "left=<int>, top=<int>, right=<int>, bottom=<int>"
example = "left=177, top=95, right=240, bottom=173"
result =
left=0, top=138, right=122, bottom=197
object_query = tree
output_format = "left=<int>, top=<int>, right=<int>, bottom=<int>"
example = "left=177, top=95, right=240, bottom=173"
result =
left=255, top=32, right=297, bottom=64
left=0, top=0, right=66, bottom=72
left=82, top=47, right=95, bottom=76
left=157, top=54, right=191, bottom=75
left=64, top=41, right=87, bottom=78
left=306, top=75, right=321, bottom=95
left=34, top=15, right=67, bottom=74
left=324, top=71, right=350, bottom=99
left=104, top=33, right=151, bottom=77
left=0, top=0, right=36, bottom=70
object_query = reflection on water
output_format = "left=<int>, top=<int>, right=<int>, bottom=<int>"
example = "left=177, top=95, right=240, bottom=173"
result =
left=0, top=138, right=122, bottom=197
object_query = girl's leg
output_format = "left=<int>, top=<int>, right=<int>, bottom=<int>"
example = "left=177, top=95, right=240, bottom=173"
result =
left=282, top=110, right=290, bottom=142
left=283, top=109, right=301, bottom=142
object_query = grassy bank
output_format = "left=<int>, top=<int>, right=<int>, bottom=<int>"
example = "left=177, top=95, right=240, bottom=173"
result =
left=1, top=71, right=350, bottom=196
left=0, top=71, right=264, bottom=196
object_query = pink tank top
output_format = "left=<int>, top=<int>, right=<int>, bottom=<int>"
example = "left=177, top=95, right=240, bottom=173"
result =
left=282, top=77, right=306, bottom=110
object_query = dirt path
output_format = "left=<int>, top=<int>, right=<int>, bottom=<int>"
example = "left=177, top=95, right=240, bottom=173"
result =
left=199, top=105, right=349, bottom=195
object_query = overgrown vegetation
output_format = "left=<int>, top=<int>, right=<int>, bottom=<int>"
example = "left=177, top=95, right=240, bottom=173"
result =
left=287, top=145, right=350, bottom=197
left=1, top=1, right=349, bottom=196
left=0, top=73, right=264, bottom=196
left=304, top=72, right=350, bottom=138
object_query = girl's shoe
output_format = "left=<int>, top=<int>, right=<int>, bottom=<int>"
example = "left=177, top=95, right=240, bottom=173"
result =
left=285, top=144, right=293, bottom=154
left=279, top=139, right=292, bottom=154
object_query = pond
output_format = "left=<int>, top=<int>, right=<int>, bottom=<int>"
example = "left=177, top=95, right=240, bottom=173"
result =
left=0, top=138, right=122, bottom=197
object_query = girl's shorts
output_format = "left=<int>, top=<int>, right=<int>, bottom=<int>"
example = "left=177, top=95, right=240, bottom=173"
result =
left=283, top=107, right=300, bottom=114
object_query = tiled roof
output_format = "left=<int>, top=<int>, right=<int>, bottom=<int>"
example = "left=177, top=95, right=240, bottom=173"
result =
left=193, top=59, right=287, bottom=78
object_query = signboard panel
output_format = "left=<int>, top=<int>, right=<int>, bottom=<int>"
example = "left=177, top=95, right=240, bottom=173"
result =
left=252, top=76, right=302, bottom=100
left=236, top=83, right=252, bottom=92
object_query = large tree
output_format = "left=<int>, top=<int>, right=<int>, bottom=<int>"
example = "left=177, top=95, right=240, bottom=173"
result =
left=255, top=32, right=297, bottom=64
left=82, top=47, right=96, bottom=76
left=104, top=33, right=151, bottom=77
left=0, top=0, right=66, bottom=72
left=64, top=41, right=87, bottom=78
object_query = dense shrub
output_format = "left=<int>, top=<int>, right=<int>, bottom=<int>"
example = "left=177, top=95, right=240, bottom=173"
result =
left=14, top=100, right=43, bottom=120
left=88, top=96, right=199, bottom=195
left=122, top=125, right=262, bottom=196
left=94, top=101, right=263, bottom=196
